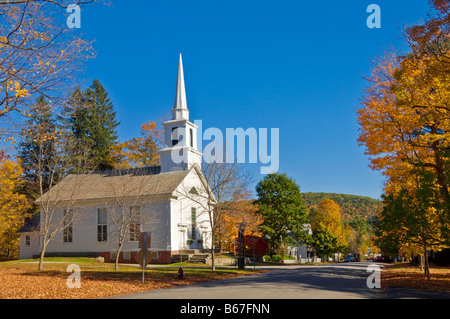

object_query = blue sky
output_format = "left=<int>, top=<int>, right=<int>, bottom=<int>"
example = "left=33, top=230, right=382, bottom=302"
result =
left=75, top=0, right=431, bottom=199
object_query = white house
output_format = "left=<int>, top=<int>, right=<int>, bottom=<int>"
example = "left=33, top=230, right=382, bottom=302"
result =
left=18, top=54, right=215, bottom=263
left=287, top=224, right=316, bottom=263
left=18, top=213, right=40, bottom=259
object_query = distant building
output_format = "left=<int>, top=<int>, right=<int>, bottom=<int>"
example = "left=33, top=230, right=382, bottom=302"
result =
left=287, top=224, right=316, bottom=262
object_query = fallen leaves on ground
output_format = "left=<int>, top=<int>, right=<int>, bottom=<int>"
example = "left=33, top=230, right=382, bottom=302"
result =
left=382, top=263, right=450, bottom=292
left=0, top=262, right=262, bottom=299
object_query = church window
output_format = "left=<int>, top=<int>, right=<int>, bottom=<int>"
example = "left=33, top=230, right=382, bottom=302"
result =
left=63, top=209, right=73, bottom=243
left=97, top=208, right=108, bottom=242
left=190, top=128, right=193, bottom=147
left=191, top=207, right=197, bottom=239
left=129, top=206, right=141, bottom=241
left=172, top=127, right=179, bottom=146
left=25, top=235, right=30, bottom=246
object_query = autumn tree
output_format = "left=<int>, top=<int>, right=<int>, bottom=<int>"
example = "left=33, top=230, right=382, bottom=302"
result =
left=109, top=121, right=164, bottom=169
left=0, top=0, right=96, bottom=130
left=376, top=170, right=446, bottom=279
left=358, top=1, right=450, bottom=204
left=347, top=215, right=373, bottom=255
left=404, top=0, right=449, bottom=65
left=357, top=0, right=450, bottom=274
left=0, top=151, right=30, bottom=258
left=233, top=234, right=268, bottom=260
left=255, top=173, right=309, bottom=263
left=220, top=197, right=263, bottom=253
left=309, top=199, right=348, bottom=260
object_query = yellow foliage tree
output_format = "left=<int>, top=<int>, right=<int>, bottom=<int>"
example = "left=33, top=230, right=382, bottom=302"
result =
left=358, top=1, right=450, bottom=275
left=0, top=151, right=30, bottom=258
left=0, top=1, right=96, bottom=121
left=310, top=199, right=348, bottom=255
left=357, top=0, right=449, bottom=224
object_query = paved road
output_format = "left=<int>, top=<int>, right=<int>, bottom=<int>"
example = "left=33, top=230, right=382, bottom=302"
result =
left=112, top=262, right=387, bottom=299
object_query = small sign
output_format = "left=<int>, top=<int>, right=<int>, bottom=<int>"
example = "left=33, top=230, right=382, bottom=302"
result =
left=135, top=232, right=153, bottom=284
left=135, top=249, right=157, bottom=268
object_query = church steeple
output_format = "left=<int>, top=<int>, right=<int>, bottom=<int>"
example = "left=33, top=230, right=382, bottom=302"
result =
left=174, top=53, right=187, bottom=109
left=172, top=53, right=189, bottom=120
left=159, top=53, right=202, bottom=173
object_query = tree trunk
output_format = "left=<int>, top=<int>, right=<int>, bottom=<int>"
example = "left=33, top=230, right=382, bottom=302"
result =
left=210, top=228, right=215, bottom=271
left=280, top=236, right=284, bottom=264
left=211, top=245, right=215, bottom=271
left=38, top=231, right=49, bottom=271
left=424, top=245, right=430, bottom=280
left=115, top=242, right=124, bottom=271
left=38, top=243, right=47, bottom=271
left=419, top=253, right=424, bottom=271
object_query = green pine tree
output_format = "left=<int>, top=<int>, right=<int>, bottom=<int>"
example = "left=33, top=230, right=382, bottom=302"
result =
left=61, top=79, right=120, bottom=172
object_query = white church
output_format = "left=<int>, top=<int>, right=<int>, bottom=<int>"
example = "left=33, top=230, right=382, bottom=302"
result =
left=18, top=54, right=215, bottom=263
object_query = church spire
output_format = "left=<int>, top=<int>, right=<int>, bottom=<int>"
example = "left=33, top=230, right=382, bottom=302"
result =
left=172, top=53, right=189, bottom=120
left=159, top=53, right=202, bottom=173
left=174, top=52, right=187, bottom=109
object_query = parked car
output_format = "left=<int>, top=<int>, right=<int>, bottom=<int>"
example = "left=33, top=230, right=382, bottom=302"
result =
left=374, top=255, right=391, bottom=262
left=344, top=255, right=355, bottom=262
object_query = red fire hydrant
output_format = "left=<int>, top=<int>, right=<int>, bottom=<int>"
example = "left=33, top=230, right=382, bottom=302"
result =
left=178, top=267, right=184, bottom=279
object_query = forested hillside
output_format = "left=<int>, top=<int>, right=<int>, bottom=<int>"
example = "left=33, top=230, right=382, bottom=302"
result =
left=301, top=193, right=382, bottom=219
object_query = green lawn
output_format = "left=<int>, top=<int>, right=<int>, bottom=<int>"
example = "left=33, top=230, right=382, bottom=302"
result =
left=14, top=257, right=99, bottom=264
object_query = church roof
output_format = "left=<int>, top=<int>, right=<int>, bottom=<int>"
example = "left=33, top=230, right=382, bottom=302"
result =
left=18, top=213, right=40, bottom=233
left=35, top=166, right=190, bottom=204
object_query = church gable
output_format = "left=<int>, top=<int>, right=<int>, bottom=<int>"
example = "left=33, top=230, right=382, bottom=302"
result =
left=172, top=165, right=216, bottom=204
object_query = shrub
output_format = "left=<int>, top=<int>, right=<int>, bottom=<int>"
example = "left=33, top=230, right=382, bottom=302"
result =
left=271, top=255, right=282, bottom=262
left=284, top=255, right=294, bottom=260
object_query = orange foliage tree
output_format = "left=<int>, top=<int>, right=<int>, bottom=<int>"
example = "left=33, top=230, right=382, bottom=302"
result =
left=357, top=0, right=449, bottom=269
left=219, top=196, right=263, bottom=253
left=310, top=199, right=348, bottom=257
left=109, top=121, right=164, bottom=169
